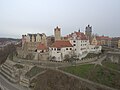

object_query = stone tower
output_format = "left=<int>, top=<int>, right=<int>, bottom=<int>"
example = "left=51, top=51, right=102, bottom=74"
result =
left=54, top=26, right=61, bottom=41
left=85, top=25, right=92, bottom=43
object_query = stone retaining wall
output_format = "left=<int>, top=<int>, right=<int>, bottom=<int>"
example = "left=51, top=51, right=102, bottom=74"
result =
left=17, top=49, right=49, bottom=61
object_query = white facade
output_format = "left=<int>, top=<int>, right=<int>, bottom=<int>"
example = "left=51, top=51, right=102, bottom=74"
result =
left=68, top=32, right=90, bottom=59
left=89, top=45, right=102, bottom=53
left=49, top=47, right=73, bottom=61
left=68, top=32, right=102, bottom=59
left=70, top=39, right=90, bottom=59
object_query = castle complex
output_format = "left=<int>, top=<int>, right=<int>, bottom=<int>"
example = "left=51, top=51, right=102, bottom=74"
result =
left=21, top=25, right=103, bottom=61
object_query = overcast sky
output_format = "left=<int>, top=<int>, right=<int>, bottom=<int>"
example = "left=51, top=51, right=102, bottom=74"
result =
left=0, top=0, right=120, bottom=38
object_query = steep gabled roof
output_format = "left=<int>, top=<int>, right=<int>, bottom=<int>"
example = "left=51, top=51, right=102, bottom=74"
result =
left=70, top=31, right=88, bottom=40
left=64, top=31, right=88, bottom=40
left=51, top=40, right=73, bottom=48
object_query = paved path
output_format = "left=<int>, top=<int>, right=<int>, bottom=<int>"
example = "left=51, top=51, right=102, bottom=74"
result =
left=102, top=65, right=120, bottom=73
left=107, top=51, right=120, bottom=54
left=13, top=56, right=98, bottom=69
left=91, top=55, right=106, bottom=66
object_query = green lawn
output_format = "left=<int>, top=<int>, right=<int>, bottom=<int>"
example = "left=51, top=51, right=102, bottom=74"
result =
left=25, top=66, right=44, bottom=78
left=88, top=65, right=120, bottom=89
left=60, top=64, right=94, bottom=78
left=102, top=60, right=120, bottom=71
left=60, top=64, right=120, bottom=89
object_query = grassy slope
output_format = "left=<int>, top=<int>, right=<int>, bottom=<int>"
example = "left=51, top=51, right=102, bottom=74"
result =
left=25, top=66, right=44, bottom=78
left=60, top=64, right=120, bottom=89
left=31, top=70, right=91, bottom=90
left=102, top=60, right=120, bottom=71
left=60, top=64, right=94, bottom=78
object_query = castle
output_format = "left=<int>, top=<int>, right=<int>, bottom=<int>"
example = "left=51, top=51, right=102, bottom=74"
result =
left=21, top=25, right=102, bottom=61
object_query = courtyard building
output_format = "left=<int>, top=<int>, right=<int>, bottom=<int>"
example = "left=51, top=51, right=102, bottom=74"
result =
left=68, top=31, right=90, bottom=59
left=49, top=40, right=73, bottom=61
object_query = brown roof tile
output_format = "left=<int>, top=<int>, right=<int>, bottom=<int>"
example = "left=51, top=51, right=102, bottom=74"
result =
left=51, top=40, right=73, bottom=48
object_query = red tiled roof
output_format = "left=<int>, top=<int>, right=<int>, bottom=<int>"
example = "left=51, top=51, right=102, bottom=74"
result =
left=51, top=40, right=73, bottom=48
left=96, top=36, right=112, bottom=40
left=37, top=43, right=47, bottom=50
left=96, top=36, right=101, bottom=40
left=67, top=31, right=87, bottom=40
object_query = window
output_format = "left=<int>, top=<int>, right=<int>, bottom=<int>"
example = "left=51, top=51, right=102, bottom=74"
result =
left=57, top=48, right=61, bottom=51
left=70, top=48, right=72, bottom=50
left=66, top=48, right=68, bottom=50
left=73, top=40, right=76, bottom=43
left=51, top=48, right=53, bottom=50
left=54, top=48, right=56, bottom=50
left=73, top=44, right=76, bottom=46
